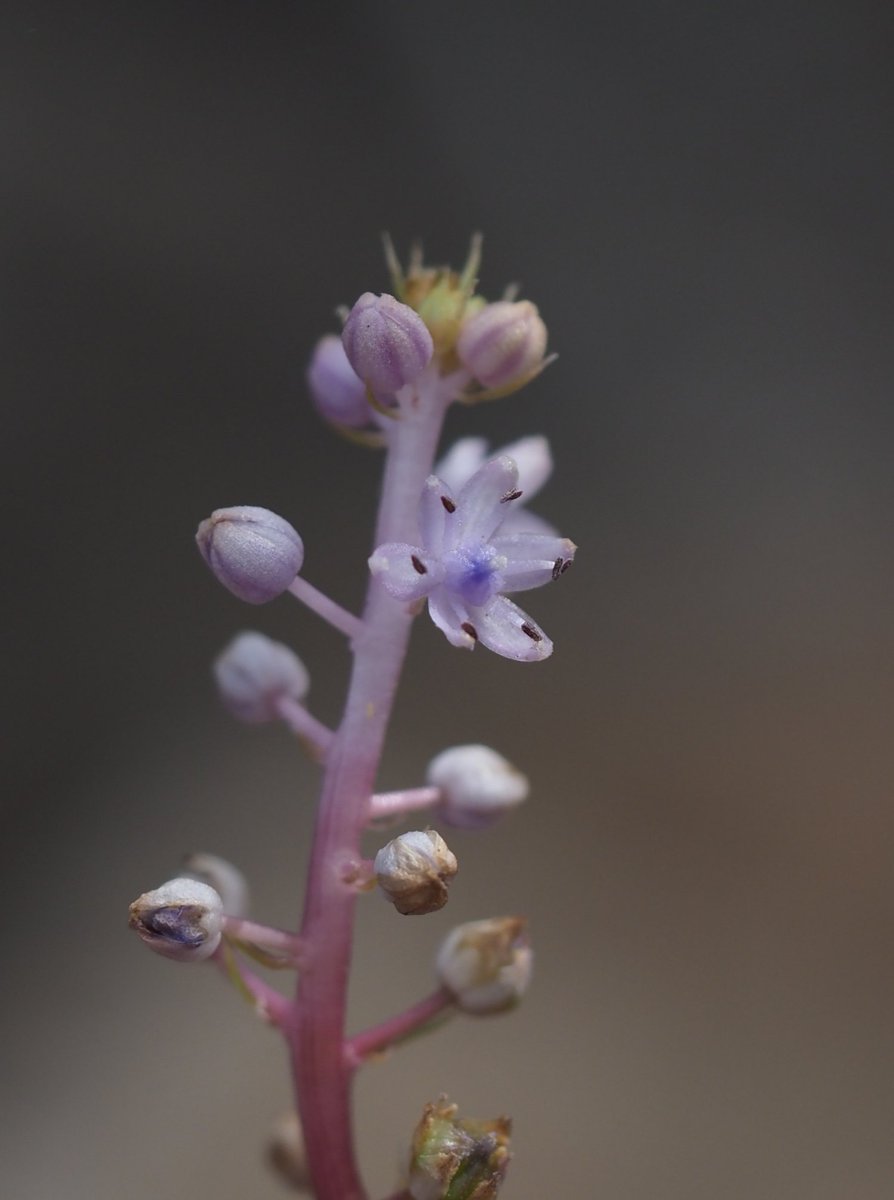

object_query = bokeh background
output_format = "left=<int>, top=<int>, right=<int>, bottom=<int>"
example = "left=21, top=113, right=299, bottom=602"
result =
left=4, top=2, right=894, bottom=1197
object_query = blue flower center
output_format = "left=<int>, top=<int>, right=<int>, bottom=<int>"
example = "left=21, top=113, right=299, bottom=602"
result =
left=445, top=546, right=502, bottom=608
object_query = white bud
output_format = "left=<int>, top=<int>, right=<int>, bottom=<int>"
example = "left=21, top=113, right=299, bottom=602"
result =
left=426, top=745, right=529, bottom=830
left=374, top=829, right=458, bottom=916
left=436, top=917, right=532, bottom=1015
left=267, top=1111, right=310, bottom=1192
left=182, top=852, right=249, bottom=918
left=213, top=631, right=310, bottom=724
left=128, top=877, right=224, bottom=963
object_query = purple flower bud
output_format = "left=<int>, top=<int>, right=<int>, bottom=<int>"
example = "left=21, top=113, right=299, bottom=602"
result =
left=306, top=334, right=372, bottom=427
left=457, top=300, right=548, bottom=389
left=341, top=292, right=434, bottom=393
left=213, top=630, right=310, bottom=724
left=196, top=506, right=304, bottom=605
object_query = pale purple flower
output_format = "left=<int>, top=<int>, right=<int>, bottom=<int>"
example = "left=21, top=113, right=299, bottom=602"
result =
left=456, top=299, right=548, bottom=389
left=214, top=631, right=310, bottom=724
left=196, top=506, right=304, bottom=604
left=368, top=456, right=575, bottom=662
left=306, top=334, right=372, bottom=428
left=341, top=292, right=433, bottom=394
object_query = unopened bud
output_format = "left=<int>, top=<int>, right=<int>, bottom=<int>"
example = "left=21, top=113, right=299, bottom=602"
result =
left=183, top=852, right=249, bottom=919
left=196, top=505, right=304, bottom=605
left=436, top=917, right=532, bottom=1015
left=267, top=1111, right=310, bottom=1192
left=341, top=292, right=433, bottom=393
left=213, top=631, right=310, bottom=724
left=427, top=745, right=528, bottom=830
left=456, top=300, right=548, bottom=389
left=374, top=829, right=458, bottom=915
left=306, top=334, right=372, bottom=428
left=128, top=877, right=223, bottom=963
left=408, top=1097, right=511, bottom=1200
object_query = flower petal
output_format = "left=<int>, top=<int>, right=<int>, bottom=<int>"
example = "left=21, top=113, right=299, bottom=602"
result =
left=435, top=437, right=488, bottom=492
left=474, top=595, right=553, bottom=662
left=452, top=456, right=521, bottom=549
left=428, top=586, right=478, bottom=649
left=495, top=436, right=553, bottom=499
left=419, top=475, right=456, bottom=557
left=499, top=508, right=558, bottom=538
left=369, top=542, right=443, bottom=601
left=491, top=533, right=577, bottom=593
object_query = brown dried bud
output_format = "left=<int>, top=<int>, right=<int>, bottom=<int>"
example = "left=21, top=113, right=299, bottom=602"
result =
left=435, top=917, right=532, bottom=1015
left=374, top=829, right=458, bottom=915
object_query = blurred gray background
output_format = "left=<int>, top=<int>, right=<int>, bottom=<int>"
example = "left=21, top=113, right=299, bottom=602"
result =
left=3, top=2, right=894, bottom=1197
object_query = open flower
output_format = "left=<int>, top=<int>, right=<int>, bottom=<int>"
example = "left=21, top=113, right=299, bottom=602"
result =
left=368, top=456, right=575, bottom=662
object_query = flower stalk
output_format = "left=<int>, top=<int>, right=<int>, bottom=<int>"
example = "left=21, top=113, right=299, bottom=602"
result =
left=130, top=238, right=576, bottom=1200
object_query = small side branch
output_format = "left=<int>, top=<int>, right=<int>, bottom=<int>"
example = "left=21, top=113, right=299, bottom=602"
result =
left=223, top=917, right=305, bottom=965
left=345, top=988, right=455, bottom=1068
left=288, top=576, right=364, bottom=641
left=212, top=943, right=292, bottom=1029
left=367, top=785, right=441, bottom=824
left=273, top=694, right=335, bottom=758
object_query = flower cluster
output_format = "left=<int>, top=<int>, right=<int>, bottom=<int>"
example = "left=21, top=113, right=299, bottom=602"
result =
left=130, top=237, right=577, bottom=1200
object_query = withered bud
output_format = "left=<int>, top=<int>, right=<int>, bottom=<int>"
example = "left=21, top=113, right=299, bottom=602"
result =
left=266, top=1111, right=310, bottom=1192
left=408, top=1096, right=512, bottom=1200
left=128, top=877, right=223, bottom=963
left=374, top=829, right=458, bottom=916
left=435, top=917, right=532, bottom=1015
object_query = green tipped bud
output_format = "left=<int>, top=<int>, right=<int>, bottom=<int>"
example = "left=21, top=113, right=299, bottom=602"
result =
left=408, top=1097, right=511, bottom=1200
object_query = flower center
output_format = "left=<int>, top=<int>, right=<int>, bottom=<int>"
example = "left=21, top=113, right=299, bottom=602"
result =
left=445, top=546, right=503, bottom=608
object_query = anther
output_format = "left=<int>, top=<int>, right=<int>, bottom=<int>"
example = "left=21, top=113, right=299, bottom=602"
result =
left=441, top=496, right=457, bottom=513
left=520, top=623, right=542, bottom=642
left=411, top=555, right=428, bottom=575
left=500, top=489, right=523, bottom=504
left=551, top=558, right=563, bottom=581
left=461, top=622, right=479, bottom=641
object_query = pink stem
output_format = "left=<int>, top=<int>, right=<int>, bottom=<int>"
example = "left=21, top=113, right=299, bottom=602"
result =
left=367, top=785, right=442, bottom=823
left=223, top=916, right=303, bottom=960
left=345, top=988, right=455, bottom=1068
left=273, top=694, right=335, bottom=756
left=288, top=574, right=364, bottom=640
left=287, top=369, right=452, bottom=1200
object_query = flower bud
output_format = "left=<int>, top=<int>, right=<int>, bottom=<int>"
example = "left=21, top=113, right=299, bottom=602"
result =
left=306, top=334, right=372, bottom=427
left=436, top=917, right=532, bottom=1015
left=341, top=292, right=433, bottom=393
left=427, top=745, right=528, bottom=830
left=408, top=1097, right=511, bottom=1200
left=183, top=852, right=249, bottom=919
left=456, top=300, right=548, bottom=389
left=213, top=631, right=310, bottom=724
left=267, top=1111, right=310, bottom=1192
left=128, top=878, right=224, bottom=963
left=196, top=506, right=304, bottom=605
left=374, top=829, right=458, bottom=915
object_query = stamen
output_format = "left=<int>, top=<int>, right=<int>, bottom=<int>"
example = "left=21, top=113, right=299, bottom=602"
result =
left=441, top=496, right=456, bottom=513
left=461, top=621, right=479, bottom=641
left=560, top=559, right=572, bottom=574
left=500, top=489, right=523, bottom=504
left=411, top=554, right=428, bottom=575
left=551, top=558, right=563, bottom=581
left=521, top=623, right=542, bottom=642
